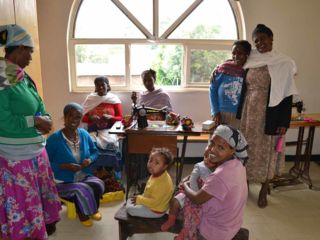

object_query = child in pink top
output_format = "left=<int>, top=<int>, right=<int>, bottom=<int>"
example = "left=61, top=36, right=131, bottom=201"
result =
left=182, top=125, right=248, bottom=240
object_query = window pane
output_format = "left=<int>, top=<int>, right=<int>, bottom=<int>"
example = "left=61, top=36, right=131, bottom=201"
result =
left=131, top=44, right=183, bottom=88
left=189, top=49, right=231, bottom=85
left=170, top=0, right=237, bottom=39
left=75, top=0, right=145, bottom=38
left=120, top=0, right=153, bottom=34
left=159, top=0, right=194, bottom=36
left=75, top=44, right=125, bottom=87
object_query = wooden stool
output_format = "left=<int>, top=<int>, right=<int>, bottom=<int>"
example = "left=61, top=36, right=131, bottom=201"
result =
left=60, top=198, right=77, bottom=220
left=114, top=205, right=182, bottom=240
left=114, top=204, right=249, bottom=240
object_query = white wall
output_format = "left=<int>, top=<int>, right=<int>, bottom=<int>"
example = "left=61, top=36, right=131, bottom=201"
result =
left=36, top=0, right=320, bottom=156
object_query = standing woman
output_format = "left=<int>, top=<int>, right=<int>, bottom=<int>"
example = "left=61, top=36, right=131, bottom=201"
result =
left=0, top=24, right=61, bottom=239
left=238, top=24, right=298, bottom=207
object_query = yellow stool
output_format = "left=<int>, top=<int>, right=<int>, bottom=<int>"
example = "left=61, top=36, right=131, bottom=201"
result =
left=60, top=198, right=77, bottom=220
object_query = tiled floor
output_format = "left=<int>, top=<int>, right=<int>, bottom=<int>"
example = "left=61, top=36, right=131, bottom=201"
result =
left=49, top=162, right=320, bottom=240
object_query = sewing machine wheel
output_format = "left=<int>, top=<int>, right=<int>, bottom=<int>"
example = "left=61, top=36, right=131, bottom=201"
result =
left=139, top=108, right=146, bottom=117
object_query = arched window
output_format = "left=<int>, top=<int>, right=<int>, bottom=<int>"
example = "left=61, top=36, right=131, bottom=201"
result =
left=68, top=0, right=245, bottom=92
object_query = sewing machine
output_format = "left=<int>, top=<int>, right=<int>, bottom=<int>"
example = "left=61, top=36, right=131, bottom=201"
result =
left=132, top=105, right=167, bottom=128
left=292, top=100, right=304, bottom=121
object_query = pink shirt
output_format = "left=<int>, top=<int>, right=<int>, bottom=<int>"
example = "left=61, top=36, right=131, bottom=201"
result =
left=200, top=159, right=247, bottom=240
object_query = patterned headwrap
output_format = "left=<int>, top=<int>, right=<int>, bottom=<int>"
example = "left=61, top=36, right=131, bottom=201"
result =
left=214, top=124, right=249, bottom=165
left=63, top=102, right=84, bottom=116
left=0, top=24, right=34, bottom=48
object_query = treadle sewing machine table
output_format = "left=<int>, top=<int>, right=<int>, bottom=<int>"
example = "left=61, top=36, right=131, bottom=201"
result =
left=272, top=113, right=320, bottom=189
left=109, top=121, right=203, bottom=200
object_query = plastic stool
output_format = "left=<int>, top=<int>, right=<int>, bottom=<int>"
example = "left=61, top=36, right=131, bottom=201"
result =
left=60, top=198, right=77, bottom=219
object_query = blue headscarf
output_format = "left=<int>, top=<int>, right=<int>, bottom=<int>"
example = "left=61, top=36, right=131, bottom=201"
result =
left=0, top=24, right=33, bottom=48
left=63, top=102, right=84, bottom=116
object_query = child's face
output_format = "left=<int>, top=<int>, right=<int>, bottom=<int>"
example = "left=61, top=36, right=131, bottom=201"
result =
left=147, top=152, right=168, bottom=177
left=204, top=135, right=235, bottom=165
left=232, top=45, right=248, bottom=67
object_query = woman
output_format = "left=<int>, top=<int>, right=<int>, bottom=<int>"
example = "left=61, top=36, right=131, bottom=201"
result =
left=131, top=69, right=173, bottom=113
left=46, top=103, right=105, bottom=227
left=237, top=24, right=298, bottom=208
left=0, top=24, right=61, bottom=239
left=209, top=40, right=251, bottom=128
left=183, top=125, right=248, bottom=240
left=82, top=76, right=123, bottom=175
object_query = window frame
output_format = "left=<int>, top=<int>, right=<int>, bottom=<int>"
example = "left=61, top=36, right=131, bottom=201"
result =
left=67, top=0, right=245, bottom=92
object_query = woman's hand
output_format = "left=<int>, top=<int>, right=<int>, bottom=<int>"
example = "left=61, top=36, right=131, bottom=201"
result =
left=81, top=159, right=91, bottom=168
left=60, top=163, right=82, bottom=172
left=102, top=114, right=113, bottom=121
left=89, top=115, right=100, bottom=123
left=130, top=195, right=137, bottom=205
left=34, top=116, right=52, bottom=134
left=131, top=91, right=137, bottom=104
left=212, top=112, right=222, bottom=126
left=276, top=127, right=287, bottom=135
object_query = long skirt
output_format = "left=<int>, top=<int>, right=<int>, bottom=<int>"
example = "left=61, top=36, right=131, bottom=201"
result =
left=0, top=149, right=61, bottom=240
left=57, top=176, right=105, bottom=216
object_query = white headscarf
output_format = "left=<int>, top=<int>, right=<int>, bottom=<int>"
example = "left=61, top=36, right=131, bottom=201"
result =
left=244, top=49, right=298, bottom=107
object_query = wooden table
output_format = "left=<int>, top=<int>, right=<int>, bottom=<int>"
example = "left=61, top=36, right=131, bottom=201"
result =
left=110, top=121, right=203, bottom=200
left=273, top=113, right=320, bottom=189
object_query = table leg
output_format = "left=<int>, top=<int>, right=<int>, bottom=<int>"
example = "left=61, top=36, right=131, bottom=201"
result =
left=176, top=136, right=188, bottom=186
left=300, top=126, right=315, bottom=189
left=123, top=137, right=130, bottom=201
left=289, top=126, right=304, bottom=177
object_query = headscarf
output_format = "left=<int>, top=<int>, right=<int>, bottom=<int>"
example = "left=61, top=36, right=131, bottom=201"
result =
left=63, top=102, right=84, bottom=116
left=214, top=124, right=248, bottom=164
left=244, top=49, right=298, bottom=107
left=0, top=24, right=34, bottom=48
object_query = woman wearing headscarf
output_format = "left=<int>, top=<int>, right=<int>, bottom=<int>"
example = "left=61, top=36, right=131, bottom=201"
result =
left=237, top=24, right=298, bottom=208
left=182, top=124, right=248, bottom=240
left=46, top=103, right=105, bottom=227
left=0, top=24, right=61, bottom=239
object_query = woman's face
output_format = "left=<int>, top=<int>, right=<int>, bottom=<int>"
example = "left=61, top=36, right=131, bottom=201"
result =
left=232, top=45, right=248, bottom=66
left=64, top=108, right=83, bottom=131
left=95, top=80, right=109, bottom=96
left=253, top=32, right=273, bottom=53
left=14, top=46, right=33, bottom=68
left=142, top=73, right=155, bottom=92
left=204, top=135, right=235, bottom=164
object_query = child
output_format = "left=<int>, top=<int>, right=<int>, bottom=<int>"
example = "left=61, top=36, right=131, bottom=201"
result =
left=161, top=157, right=216, bottom=232
left=126, top=147, right=174, bottom=218
left=209, top=40, right=251, bottom=128
left=182, top=125, right=248, bottom=240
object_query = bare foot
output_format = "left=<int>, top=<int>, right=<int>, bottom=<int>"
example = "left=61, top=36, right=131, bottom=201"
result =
left=258, top=183, right=269, bottom=208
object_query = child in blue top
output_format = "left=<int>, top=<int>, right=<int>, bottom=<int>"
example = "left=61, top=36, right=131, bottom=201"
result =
left=209, top=40, right=251, bottom=128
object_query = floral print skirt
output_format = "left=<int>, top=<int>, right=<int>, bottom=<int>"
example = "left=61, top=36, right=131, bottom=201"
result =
left=0, top=149, right=61, bottom=240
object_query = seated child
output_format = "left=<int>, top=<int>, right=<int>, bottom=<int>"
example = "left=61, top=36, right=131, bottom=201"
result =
left=126, top=147, right=174, bottom=218
left=182, top=124, right=248, bottom=240
left=161, top=157, right=216, bottom=232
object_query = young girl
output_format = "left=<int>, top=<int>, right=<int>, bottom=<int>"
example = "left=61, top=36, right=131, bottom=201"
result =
left=161, top=157, right=216, bottom=233
left=209, top=40, right=251, bottom=128
left=126, top=147, right=174, bottom=218
left=182, top=125, right=248, bottom=240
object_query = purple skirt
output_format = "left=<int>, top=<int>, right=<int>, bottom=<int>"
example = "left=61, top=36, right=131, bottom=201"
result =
left=0, top=149, right=61, bottom=240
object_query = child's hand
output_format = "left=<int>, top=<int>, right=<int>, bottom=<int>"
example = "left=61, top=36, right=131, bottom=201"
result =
left=131, top=195, right=137, bottom=205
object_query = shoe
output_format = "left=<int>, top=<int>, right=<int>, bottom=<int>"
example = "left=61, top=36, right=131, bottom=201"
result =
left=91, top=212, right=102, bottom=221
left=81, top=219, right=93, bottom=227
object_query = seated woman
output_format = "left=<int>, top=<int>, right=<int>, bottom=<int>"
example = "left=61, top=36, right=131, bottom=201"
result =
left=181, top=125, right=248, bottom=240
left=131, top=69, right=173, bottom=120
left=46, top=103, right=105, bottom=227
left=82, top=76, right=123, bottom=173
